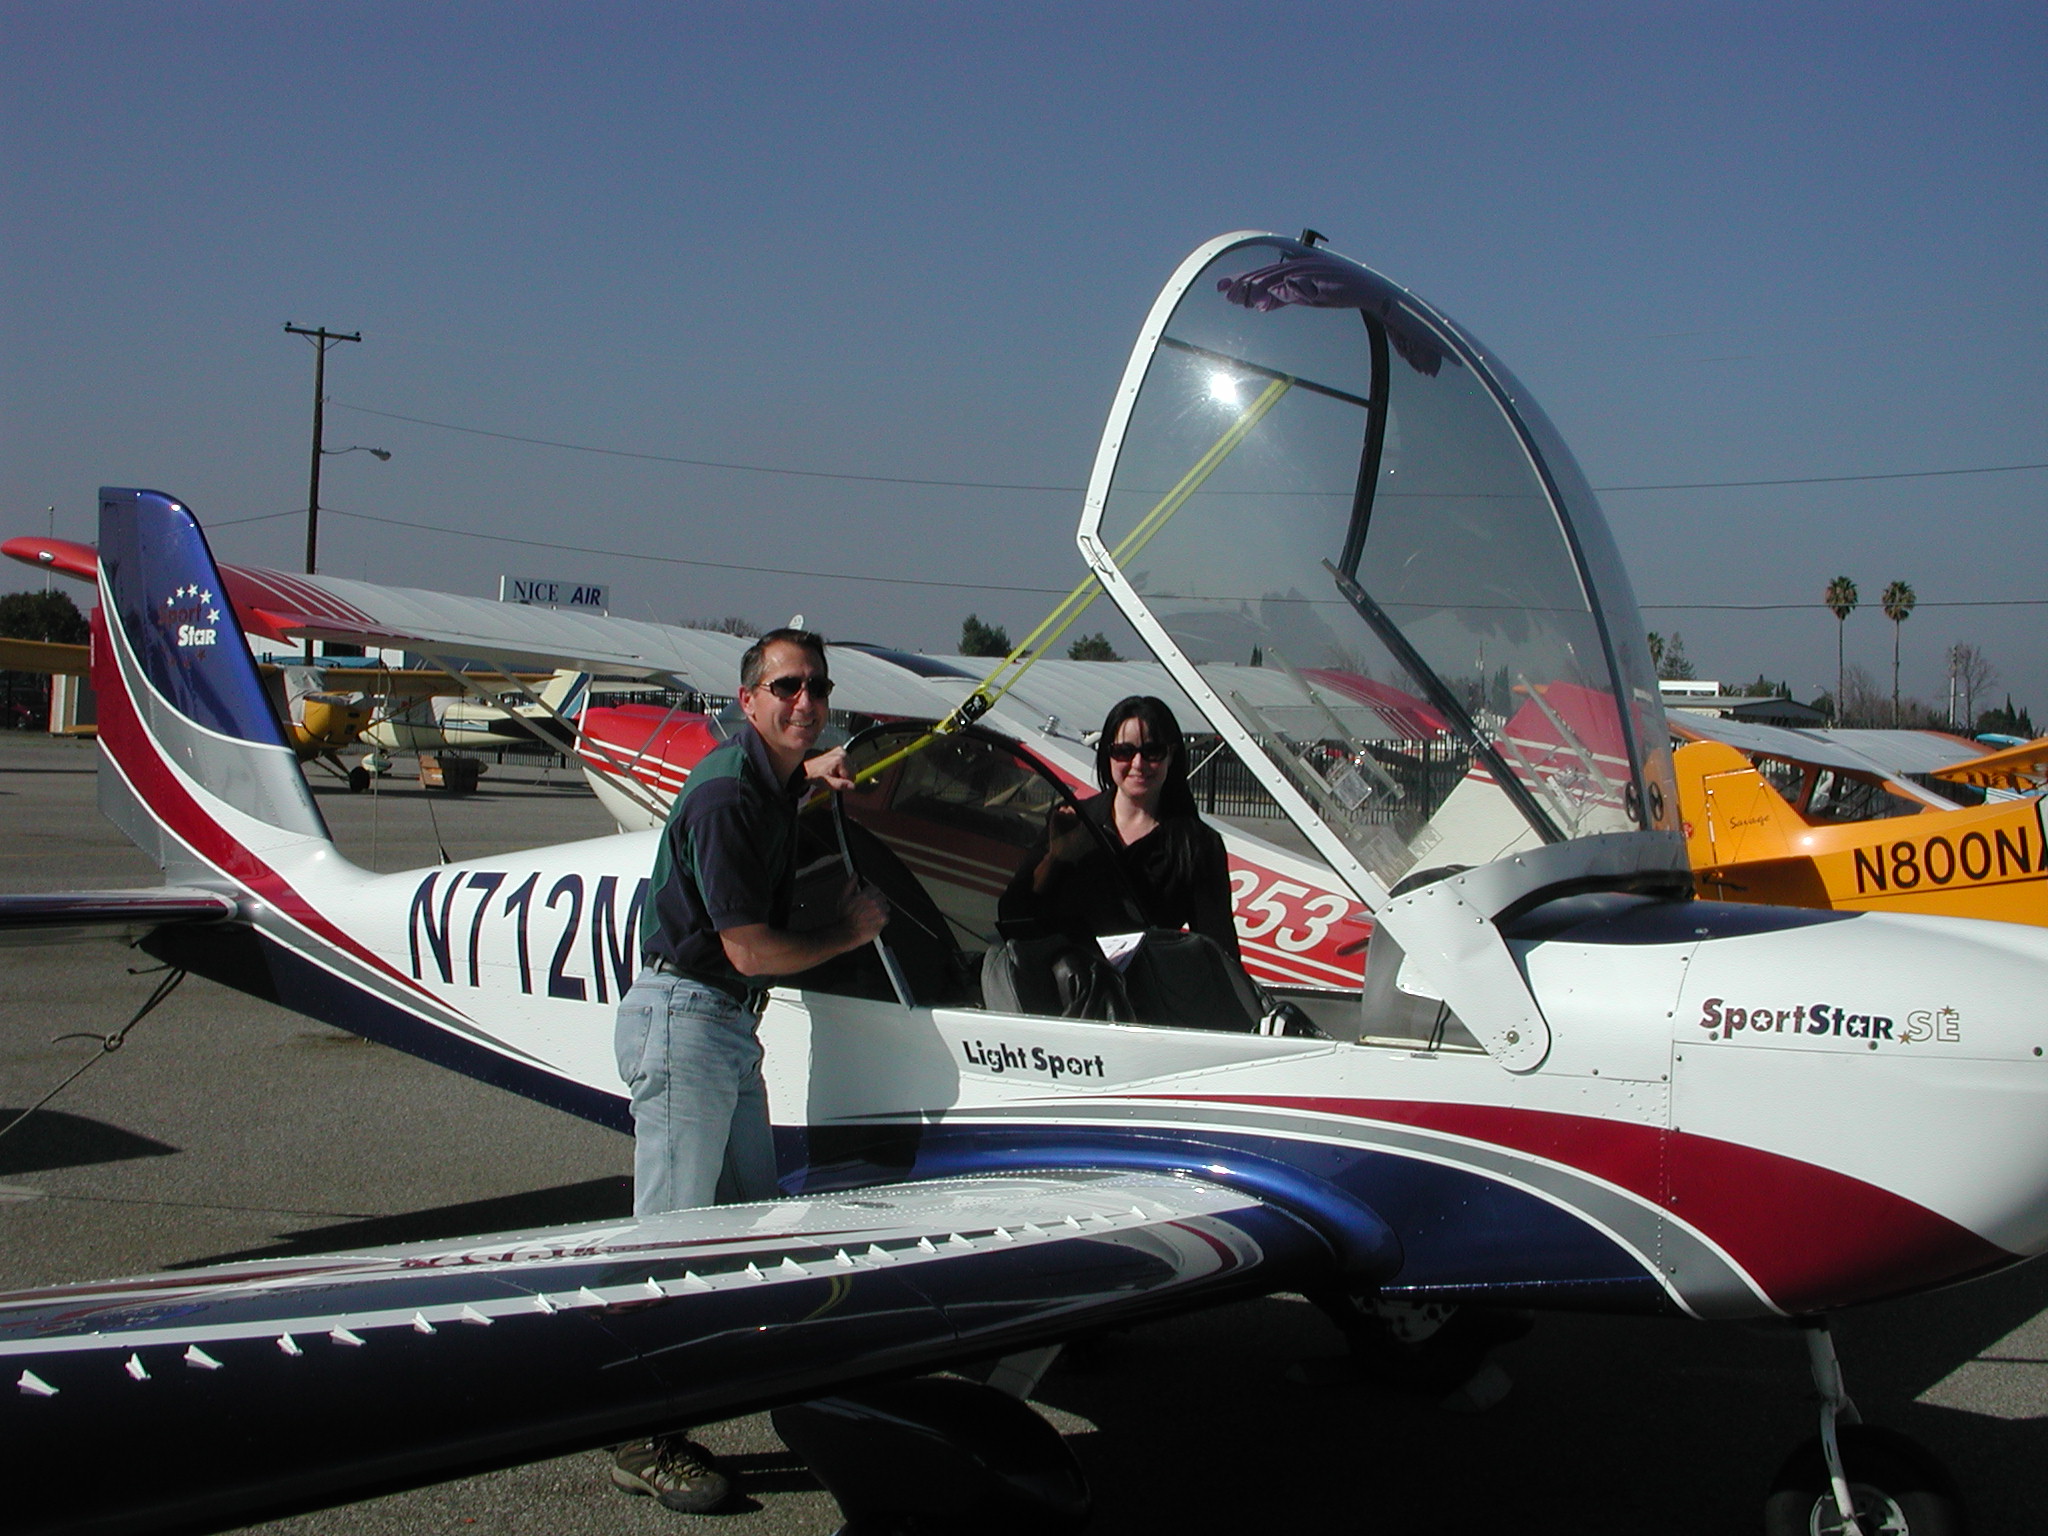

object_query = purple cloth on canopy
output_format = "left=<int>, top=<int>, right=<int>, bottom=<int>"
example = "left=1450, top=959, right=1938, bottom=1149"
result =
left=1217, top=255, right=1452, bottom=377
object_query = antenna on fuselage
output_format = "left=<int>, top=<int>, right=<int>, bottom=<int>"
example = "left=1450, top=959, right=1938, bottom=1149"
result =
left=1299, top=228, right=1328, bottom=248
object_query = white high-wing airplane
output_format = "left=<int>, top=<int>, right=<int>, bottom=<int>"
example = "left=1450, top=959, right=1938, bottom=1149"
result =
left=6, top=232, right=2047, bottom=1536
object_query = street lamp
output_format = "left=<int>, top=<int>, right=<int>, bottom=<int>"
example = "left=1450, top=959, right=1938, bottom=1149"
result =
left=323, top=445, right=392, bottom=462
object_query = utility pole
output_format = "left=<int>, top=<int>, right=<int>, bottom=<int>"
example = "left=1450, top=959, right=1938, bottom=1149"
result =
left=283, top=324, right=361, bottom=578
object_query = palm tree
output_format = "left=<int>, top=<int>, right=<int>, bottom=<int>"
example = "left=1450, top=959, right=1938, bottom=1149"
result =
left=1823, top=577, right=1858, bottom=724
left=1882, top=580, right=1916, bottom=725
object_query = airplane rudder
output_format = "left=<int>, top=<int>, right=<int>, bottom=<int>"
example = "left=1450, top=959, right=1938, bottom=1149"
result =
left=94, top=487, right=330, bottom=849
left=97, top=488, right=291, bottom=751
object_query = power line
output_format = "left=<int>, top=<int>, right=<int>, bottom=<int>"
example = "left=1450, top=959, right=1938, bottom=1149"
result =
left=210, top=508, right=310, bottom=528
left=1599, top=463, right=2048, bottom=491
left=335, top=402, right=1079, bottom=493
left=1641, top=599, right=2046, bottom=611
left=317, top=506, right=2045, bottom=608
left=323, top=509, right=1076, bottom=594
left=338, top=397, right=2048, bottom=495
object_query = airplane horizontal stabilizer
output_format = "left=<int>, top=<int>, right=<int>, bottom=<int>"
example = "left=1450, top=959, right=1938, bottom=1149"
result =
left=0, top=889, right=237, bottom=947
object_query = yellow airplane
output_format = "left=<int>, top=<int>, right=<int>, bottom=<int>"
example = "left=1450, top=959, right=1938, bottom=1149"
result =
left=0, top=633, right=540, bottom=786
left=1930, top=735, right=2048, bottom=796
left=1673, top=723, right=2045, bottom=926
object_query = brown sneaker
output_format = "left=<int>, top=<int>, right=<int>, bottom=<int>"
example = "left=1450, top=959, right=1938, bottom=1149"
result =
left=610, top=1434, right=733, bottom=1514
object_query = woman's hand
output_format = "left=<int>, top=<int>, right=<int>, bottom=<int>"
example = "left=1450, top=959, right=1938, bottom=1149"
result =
left=1033, top=806, right=1092, bottom=891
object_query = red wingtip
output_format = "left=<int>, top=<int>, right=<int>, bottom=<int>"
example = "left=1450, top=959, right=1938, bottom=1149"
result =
left=3, top=535, right=99, bottom=583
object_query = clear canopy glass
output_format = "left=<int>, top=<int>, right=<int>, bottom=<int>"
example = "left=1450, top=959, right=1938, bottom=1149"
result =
left=1083, top=235, right=1677, bottom=894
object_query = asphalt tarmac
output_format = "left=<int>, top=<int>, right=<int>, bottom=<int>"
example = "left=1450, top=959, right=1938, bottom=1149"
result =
left=3, top=730, right=2044, bottom=1534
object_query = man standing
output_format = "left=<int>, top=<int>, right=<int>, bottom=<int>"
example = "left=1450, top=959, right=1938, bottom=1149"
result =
left=609, top=627, right=888, bottom=1513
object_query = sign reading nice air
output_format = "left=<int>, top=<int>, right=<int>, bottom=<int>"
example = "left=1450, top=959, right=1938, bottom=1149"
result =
left=499, top=576, right=610, bottom=611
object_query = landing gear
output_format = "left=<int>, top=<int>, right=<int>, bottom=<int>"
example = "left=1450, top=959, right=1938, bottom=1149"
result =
left=1763, top=1323, right=1965, bottom=1536
left=1301, top=1292, right=1530, bottom=1411
left=346, top=765, right=372, bottom=793
left=772, top=1375, right=1089, bottom=1535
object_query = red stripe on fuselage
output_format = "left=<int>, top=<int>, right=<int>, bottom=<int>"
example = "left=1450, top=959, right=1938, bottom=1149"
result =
left=1141, top=1093, right=2009, bottom=1312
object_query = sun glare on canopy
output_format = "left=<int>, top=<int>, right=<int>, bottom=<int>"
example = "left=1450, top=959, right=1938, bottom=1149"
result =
left=1081, top=236, right=1676, bottom=894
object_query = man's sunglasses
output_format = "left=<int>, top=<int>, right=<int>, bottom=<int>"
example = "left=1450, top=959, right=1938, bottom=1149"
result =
left=1106, top=741, right=1169, bottom=764
left=757, top=674, right=835, bottom=701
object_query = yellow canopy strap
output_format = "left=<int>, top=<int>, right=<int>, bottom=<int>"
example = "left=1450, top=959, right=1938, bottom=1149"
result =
left=854, top=374, right=1293, bottom=785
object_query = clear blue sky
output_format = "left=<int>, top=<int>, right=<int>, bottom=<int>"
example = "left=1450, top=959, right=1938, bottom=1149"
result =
left=4, top=2, right=2042, bottom=719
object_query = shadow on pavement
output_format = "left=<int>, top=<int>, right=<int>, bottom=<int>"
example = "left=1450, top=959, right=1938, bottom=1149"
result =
left=175, top=1174, right=633, bottom=1266
left=0, top=1108, right=178, bottom=1175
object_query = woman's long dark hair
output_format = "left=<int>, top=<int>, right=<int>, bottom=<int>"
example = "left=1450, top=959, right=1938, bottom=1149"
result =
left=1095, top=694, right=1201, bottom=819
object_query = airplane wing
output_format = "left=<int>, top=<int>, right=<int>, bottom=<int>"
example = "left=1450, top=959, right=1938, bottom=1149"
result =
left=0, top=638, right=89, bottom=675
left=1, top=535, right=97, bottom=583
left=2, top=1168, right=1361, bottom=1536
left=1930, top=735, right=2048, bottom=794
left=1805, top=727, right=1985, bottom=780
left=4, top=533, right=958, bottom=720
left=1672, top=713, right=1955, bottom=809
left=6, top=533, right=1437, bottom=747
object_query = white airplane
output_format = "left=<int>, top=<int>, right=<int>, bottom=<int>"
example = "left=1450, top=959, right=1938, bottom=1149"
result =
left=6, top=232, right=2047, bottom=1536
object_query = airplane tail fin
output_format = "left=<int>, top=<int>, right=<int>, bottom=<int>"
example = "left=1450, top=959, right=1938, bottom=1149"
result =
left=1674, top=739, right=1803, bottom=868
left=93, top=488, right=334, bottom=882
left=540, top=668, right=592, bottom=717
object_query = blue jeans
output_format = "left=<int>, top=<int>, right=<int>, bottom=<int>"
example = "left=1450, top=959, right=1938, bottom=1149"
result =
left=614, top=971, right=779, bottom=1216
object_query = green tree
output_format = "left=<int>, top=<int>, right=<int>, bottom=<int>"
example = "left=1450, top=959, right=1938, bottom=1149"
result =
left=682, top=615, right=760, bottom=637
left=1654, top=630, right=1696, bottom=681
left=1733, top=674, right=1793, bottom=700
left=1066, top=632, right=1120, bottom=661
left=1975, top=696, right=2037, bottom=739
left=1880, top=580, right=1916, bottom=726
left=0, top=589, right=88, bottom=644
left=1823, top=576, right=1858, bottom=724
left=959, top=614, right=1011, bottom=657
left=1646, top=632, right=1665, bottom=672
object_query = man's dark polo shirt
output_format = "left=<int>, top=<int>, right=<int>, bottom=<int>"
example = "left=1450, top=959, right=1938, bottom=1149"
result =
left=639, top=723, right=808, bottom=1003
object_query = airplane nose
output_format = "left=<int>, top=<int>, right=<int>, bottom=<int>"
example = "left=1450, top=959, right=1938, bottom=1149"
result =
left=1661, top=910, right=2048, bottom=1307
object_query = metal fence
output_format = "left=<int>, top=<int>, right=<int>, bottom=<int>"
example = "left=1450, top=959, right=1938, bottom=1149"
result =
left=1188, top=737, right=1285, bottom=819
left=1188, top=734, right=1473, bottom=827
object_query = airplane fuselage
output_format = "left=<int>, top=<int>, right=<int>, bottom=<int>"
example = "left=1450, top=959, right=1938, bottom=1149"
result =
left=173, top=816, right=2048, bottom=1326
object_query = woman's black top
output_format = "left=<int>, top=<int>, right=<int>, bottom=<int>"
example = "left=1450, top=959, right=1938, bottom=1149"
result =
left=1000, top=793, right=1240, bottom=958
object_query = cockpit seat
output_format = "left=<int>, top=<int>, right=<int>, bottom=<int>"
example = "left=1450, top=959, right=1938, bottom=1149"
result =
left=1121, top=930, right=1265, bottom=1032
left=980, top=937, right=1133, bottom=1022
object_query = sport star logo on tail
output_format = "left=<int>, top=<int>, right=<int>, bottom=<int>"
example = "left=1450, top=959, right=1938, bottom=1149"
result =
left=162, top=583, right=221, bottom=648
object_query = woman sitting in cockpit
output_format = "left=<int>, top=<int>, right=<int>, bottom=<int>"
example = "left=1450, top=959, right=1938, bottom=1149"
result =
left=1001, top=695, right=1239, bottom=958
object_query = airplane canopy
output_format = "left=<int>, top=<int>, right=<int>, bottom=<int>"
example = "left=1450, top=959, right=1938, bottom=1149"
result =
left=1078, top=233, right=1680, bottom=902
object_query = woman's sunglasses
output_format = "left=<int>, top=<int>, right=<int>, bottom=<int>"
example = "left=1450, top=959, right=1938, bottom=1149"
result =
left=757, top=674, right=835, bottom=701
left=1106, top=741, right=1169, bottom=764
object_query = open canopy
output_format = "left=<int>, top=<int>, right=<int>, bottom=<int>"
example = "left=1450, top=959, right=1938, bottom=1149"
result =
left=1078, top=233, right=1680, bottom=905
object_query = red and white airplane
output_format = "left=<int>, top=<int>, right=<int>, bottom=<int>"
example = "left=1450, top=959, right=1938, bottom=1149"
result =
left=6, top=232, right=2046, bottom=1536
left=8, top=546, right=1377, bottom=998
